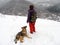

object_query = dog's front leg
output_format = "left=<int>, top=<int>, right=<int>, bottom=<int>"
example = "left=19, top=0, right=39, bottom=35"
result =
left=26, top=35, right=32, bottom=39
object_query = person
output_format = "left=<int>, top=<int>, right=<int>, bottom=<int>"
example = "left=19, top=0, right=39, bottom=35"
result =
left=27, top=5, right=37, bottom=34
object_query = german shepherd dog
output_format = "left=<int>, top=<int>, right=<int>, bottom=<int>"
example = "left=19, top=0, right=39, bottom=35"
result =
left=14, top=26, right=31, bottom=44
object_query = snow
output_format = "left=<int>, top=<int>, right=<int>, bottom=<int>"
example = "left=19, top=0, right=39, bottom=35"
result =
left=0, top=13, right=60, bottom=45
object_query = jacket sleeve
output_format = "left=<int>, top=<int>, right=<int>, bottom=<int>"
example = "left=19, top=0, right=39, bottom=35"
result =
left=27, top=10, right=31, bottom=22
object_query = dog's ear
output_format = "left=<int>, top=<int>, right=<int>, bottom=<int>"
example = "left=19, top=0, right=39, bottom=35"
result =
left=21, top=26, right=27, bottom=29
left=24, top=26, right=27, bottom=28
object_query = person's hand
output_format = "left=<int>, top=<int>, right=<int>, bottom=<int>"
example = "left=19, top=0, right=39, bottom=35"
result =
left=27, top=22, right=28, bottom=23
left=27, top=21, right=28, bottom=23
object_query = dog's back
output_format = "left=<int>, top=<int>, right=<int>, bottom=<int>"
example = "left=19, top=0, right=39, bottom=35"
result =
left=16, top=31, right=21, bottom=39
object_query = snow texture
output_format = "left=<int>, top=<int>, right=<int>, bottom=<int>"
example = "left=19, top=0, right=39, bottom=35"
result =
left=0, top=13, right=60, bottom=45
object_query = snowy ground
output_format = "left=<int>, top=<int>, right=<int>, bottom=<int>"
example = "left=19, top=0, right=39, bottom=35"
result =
left=0, top=13, right=60, bottom=45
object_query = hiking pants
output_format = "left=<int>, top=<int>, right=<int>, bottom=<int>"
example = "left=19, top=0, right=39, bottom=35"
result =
left=29, top=22, right=35, bottom=33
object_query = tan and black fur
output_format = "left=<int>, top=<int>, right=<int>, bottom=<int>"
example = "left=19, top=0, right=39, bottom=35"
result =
left=14, top=26, right=31, bottom=44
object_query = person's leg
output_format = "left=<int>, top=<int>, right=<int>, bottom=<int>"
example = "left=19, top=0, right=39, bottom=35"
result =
left=32, top=22, right=35, bottom=32
left=29, top=22, right=33, bottom=33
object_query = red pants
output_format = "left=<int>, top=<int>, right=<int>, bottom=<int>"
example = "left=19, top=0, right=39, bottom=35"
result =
left=29, top=22, right=35, bottom=33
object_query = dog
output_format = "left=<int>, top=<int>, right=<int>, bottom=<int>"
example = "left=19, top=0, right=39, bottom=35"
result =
left=14, top=26, right=31, bottom=44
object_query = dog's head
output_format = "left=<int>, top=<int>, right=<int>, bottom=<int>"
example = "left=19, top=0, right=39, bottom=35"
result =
left=21, top=26, right=27, bottom=32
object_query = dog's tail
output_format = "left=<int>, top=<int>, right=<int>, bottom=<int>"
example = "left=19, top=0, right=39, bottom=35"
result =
left=14, top=39, right=17, bottom=44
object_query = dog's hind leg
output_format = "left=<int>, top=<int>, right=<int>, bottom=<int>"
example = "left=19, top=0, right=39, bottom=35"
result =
left=19, top=36, right=24, bottom=43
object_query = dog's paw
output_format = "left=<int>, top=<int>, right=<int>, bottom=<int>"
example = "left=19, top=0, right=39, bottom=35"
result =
left=15, top=41, right=17, bottom=44
left=20, top=41, right=23, bottom=43
left=28, top=37, right=32, bottom=39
